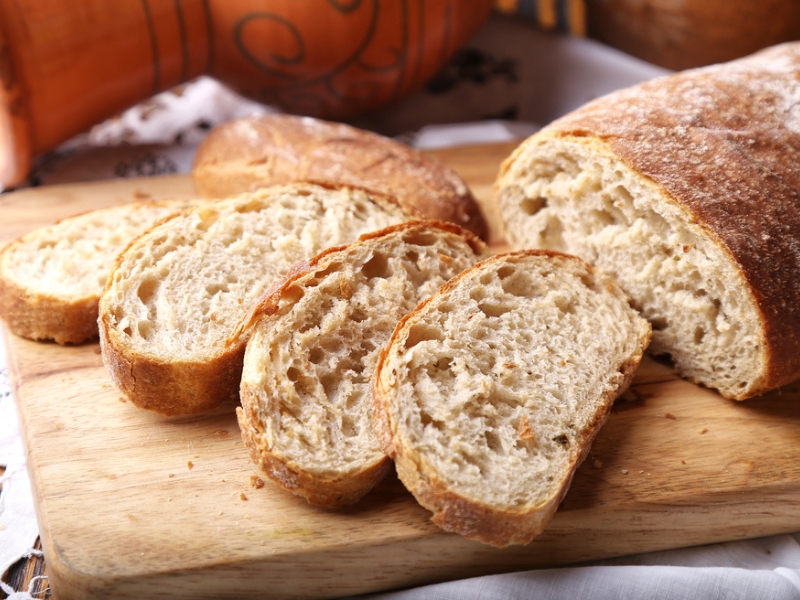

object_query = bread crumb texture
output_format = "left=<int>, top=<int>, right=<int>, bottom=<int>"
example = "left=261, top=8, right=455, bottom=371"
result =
left=0, top=199, right=199, bottom=343
left=375, top=251, right=650, bottom=546
left=239, top=221, right=487, bottom=506
left=102, top=184, right=406, bottom=360
left=496, top=43, right=800, bottom=399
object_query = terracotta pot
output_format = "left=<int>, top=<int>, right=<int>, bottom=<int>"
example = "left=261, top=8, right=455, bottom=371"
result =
left=0, top=0, right=494, bottom=189
left=586, top=0, right=800, bottom=71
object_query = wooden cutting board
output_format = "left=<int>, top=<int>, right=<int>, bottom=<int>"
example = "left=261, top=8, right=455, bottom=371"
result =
left=4, top=142, right=800, bottom=600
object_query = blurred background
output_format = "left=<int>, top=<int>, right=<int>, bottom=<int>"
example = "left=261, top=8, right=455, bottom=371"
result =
left=1, top=0, right=799, bottom=191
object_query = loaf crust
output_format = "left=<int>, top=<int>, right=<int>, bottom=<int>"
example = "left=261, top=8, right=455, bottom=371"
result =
left=0, top=199, right=200, bottom=345
left=496, top=42, right=800, bottom=399
left=235, top=220, right=488, bottom=507
left=372, top=250, right=651, bottom=547
left=192, top=114, right=487, bottom=239
left=98, top=183, right=409, bottom=416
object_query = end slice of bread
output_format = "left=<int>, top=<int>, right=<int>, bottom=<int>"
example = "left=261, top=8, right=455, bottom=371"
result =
left=372, top=250, right=651, bottom=547
left=494, top=44, right=800, bottom=399
left=0, top=199, right=200, bottom=344
left=98, top=183, right=409, bottom=416
left=236, top=220, right=489, bottom=507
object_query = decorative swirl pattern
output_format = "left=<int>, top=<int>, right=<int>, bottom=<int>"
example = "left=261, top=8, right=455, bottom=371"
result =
left=219, top=0, right=492, bottom=119
left=234, top=12, right=305, bottom=79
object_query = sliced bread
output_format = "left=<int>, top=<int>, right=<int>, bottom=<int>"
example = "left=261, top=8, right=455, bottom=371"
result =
left=0, top=198, right=200, bottom=344
left=372, top=250, right=651, bottom=547
left=494, top=42, right=800, bottom=399
left=235, top=220, right=489, bottom=507
left=191, top=114, right=487, bottom=239
left=98, top=182, right=410, bottom=416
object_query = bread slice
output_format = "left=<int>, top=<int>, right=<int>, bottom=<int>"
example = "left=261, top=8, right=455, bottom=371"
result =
left=234, top=220, right=489, bottom=507
left=372, top=250, right=651, bottom=547
left=98, top=182, right=409, bottom=416
left=0, top=199, right=200, bottom=344
left=494, top=42, right=800, bottom=399
left=191, top=114, right=487, bottom=239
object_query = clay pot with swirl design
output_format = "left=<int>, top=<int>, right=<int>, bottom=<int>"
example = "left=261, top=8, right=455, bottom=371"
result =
left=0, top=0, right=494, bottom=188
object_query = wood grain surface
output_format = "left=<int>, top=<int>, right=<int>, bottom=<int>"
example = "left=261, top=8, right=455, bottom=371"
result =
left=3, top=142, right=800, bottom=599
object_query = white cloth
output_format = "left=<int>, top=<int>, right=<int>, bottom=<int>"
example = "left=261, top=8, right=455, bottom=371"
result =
left=2, top=13, right=799, bottom=600
left=0, top=336, right=40, bottom=584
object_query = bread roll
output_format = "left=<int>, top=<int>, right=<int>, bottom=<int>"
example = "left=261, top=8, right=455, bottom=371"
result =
left=191, top=114, right=487, bottom=239
left=495, top=42, right=800, bottom=400
left=235, top=221, right=488, bottom=507
left=98, top=183, right=409, bottom=416
left=372, top=250, right=650, bottom=547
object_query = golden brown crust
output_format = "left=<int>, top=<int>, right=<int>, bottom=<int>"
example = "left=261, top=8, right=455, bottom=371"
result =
left=0, top=200, right=202, bottom=346
left=98, top=314, right=244, bottom=416
left=192, top=114, right=487, bottom=239
left=372, top=250, right=650, bottom=547
left=230, top=219, right=488, bottom=345
left=0, top=255, right=98, bottom=345
left=237, top=403, right=393, bottom=509
left=235, top=219, right=486, bottom=507
left=525, top=43, right=800, bottom=397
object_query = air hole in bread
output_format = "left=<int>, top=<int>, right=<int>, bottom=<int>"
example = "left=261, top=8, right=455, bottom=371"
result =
left=651, top=317, right=668, bottom=331
left=500, top=273, right=533, bottom=298
left=479, top=302, right=510, bottom=318
left=401, top=231, right=437, bottom=247
left=195, top=210, right=217, bottom=231
left=484, top=429, right=502, bottom=453
left=205, top=282, right=230, bottom=297
left=308, top=347, right=324, bottom=364
left=320, top=372, right=337, bottom=401
left=320, top=337, right=343, bottom=354
left=553, top=295, right=577, bottom=315
left=404, top=324, right=444, bottom=349
left=136, top=277, right=158, bottom=305
left=521, top=196, right=547, bottom=216
left=341, top=416, right=358, bottom=437
left=362, top=252, right=391, bottom=279
left=496, top=266, right=515, bottom=280
left=404, top=250, right=419, bottom=264
left=541, top=216, right=565, bottom=250
left=138, top=321, right=153, bottom=340
left=420, top=411, right=445, bottom=431
left=591, top=208, right=617, bottom=227
left=694, top=326, right=706, bottom=344
left=313, top=263, right=341, bottom=281
left=552, top=434, right=569, bottom=447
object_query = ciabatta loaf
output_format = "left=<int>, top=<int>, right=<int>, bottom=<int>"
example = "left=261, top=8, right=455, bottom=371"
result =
left=98, top=183, right=409, bottom=416
left=372, top=251, right=651, bottom=547
left=192, top=114, right=487, bottom=239
left=235, top=221, right=488, bottom=507
left=0, top=199, right=199, bottom=344
left=495, top=42, right=800, bottom=400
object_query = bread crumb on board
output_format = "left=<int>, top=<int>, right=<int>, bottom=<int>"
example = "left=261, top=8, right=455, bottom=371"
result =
left=250, top=475, right=265, bottom=489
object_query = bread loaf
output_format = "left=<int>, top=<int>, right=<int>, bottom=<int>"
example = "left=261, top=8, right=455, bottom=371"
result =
left=235, top=220, right=488, bottom=507
left=191, top=114, right=487, bottom=239
left=372, top=250, right=651, bottom=547
left=495, top=42, right=800, bottom=400
left=98, top=183, right=409, bottom=416
left=0, top=199, right=200, bottom=344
